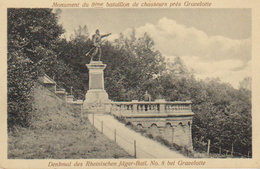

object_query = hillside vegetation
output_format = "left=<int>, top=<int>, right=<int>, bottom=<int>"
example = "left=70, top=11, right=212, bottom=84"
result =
left=8, top=83, right=132, bottom=159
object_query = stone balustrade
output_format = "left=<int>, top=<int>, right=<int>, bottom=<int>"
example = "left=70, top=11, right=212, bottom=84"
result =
left=110, top=99, right=192, bottom=116
left=109, top=99, right=194, bottom=150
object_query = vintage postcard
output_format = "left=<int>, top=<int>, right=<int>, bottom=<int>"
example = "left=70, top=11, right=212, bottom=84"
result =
left=0, top=0, right=260, bottom=168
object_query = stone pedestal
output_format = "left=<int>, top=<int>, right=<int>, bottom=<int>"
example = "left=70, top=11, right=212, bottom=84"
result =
left=83, top=61, right=110, bottom=113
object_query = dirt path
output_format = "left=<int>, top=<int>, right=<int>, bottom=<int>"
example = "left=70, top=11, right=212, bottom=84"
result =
left=88, top=113, right=185, bottom=158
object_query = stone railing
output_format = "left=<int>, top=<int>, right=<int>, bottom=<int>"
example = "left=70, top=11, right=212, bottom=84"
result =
left=110, top=99, right=192, bottom=115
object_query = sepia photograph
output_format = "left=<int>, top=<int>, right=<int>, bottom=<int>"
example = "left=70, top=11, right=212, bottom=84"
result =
left=6, top=8, right=252, bottom=160
left=1, top=2, right=259, bottom=167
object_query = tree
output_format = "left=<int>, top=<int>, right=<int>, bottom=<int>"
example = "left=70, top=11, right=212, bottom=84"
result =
left=239, top=77, right=251, bottom=91
left=53, top=25, right=93, bottom=99
left=8, top=8, right=64, bottom=128
left=190, top=79, right=251, bottom=156
left=165, top=56, right=191, bottom=77
left=8, top=8, right=63, bottom=63
left=70, top=25, right=89, bottom=41
left=104, top=30, right=166, bottom=100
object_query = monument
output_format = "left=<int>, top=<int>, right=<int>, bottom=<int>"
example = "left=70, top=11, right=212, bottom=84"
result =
left=83, top=29, right=111, bottom=113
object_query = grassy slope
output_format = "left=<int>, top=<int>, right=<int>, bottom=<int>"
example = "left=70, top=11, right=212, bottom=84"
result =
left=8, top=83, right=132, bottom=159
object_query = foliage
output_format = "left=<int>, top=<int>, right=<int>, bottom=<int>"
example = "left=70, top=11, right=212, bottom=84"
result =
left=102, top=31, right=164, bottom=100
left=191, top=80, right=251, bottom=156
left=239, top=76, right=251, bottom=91
left=8, top=8, right=63, bottom=63
left=70, top=25, right=89, bottom=41
left=53, top=26, right=92, bottom=99
left=7, top=54, right=37, bottom=127
left=7, top=8, right=64, bottom=128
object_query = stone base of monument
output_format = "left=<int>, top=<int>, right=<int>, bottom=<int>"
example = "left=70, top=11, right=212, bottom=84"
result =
left=83, top=61, right=111, bottom=114
left=83, top=89, right=111, bottom=113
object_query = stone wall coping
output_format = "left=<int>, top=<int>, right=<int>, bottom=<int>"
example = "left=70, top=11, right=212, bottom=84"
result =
left=39, top=74, right=56, bottom=85
left=74, top=100, right=83, bottom=103
left=56, top=88, right=65, bottom=92
left=55, top=91, right=66, bottom=94
left=117, top=112, right=194, bottom=118
left=68, top=100, right=83, bottom=105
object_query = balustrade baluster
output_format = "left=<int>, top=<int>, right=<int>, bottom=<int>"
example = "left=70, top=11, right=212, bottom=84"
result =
left=110, top=101, right=192, bottom=115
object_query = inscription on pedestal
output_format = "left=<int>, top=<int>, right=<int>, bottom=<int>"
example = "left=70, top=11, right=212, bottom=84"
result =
left=90, top=73, right=103, bottom=89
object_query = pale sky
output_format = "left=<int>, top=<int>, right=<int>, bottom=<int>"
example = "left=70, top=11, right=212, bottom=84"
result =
left=58, top=9, right=251, bottom=88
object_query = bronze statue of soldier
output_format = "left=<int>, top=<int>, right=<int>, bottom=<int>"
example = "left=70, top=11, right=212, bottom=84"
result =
left=86, top=29, right=111, bottom=61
